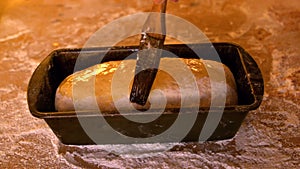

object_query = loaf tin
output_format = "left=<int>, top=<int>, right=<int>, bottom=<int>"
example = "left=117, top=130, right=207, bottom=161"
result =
left=27, top=43, right=264, bottom=145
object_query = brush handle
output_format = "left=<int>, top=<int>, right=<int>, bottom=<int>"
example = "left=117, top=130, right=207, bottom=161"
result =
left=141, top=1, right=167, bottom=36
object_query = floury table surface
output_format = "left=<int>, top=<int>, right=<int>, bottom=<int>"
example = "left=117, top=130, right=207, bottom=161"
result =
left=0, top=0, right=299, bottom=168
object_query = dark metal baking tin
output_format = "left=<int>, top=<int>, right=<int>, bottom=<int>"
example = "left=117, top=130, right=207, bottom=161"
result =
left=27, top=43, right=264, bottom=145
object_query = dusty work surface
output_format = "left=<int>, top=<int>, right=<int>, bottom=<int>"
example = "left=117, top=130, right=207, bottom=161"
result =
left=0, top=0, right=299, bottom=168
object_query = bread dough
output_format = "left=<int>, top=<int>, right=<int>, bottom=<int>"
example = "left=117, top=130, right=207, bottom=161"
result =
left=55, top=58, right=238, bottom=113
